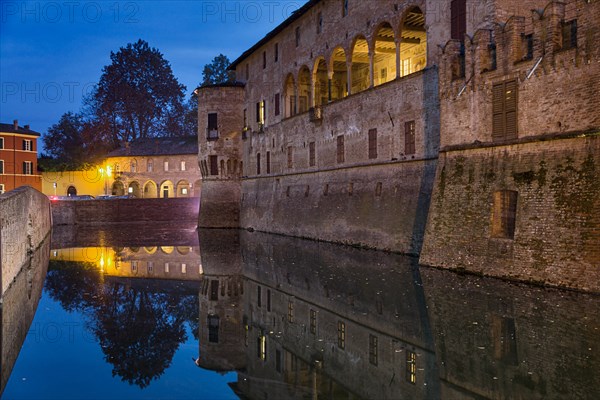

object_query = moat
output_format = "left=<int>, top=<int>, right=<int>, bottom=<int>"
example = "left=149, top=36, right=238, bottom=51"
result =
left=1, top=224, right=599, bottom=399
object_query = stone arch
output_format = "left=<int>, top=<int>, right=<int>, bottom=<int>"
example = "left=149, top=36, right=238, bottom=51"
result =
left=313, top=57, right=329, bottom=106
left=160, top=180, right=174, bottom=198
left=160, top=246, right=174, bottom=254
left=143, top=180, right=157, bottom=198
left=400, top=6, right=427, bottom=77
left=67, top=185, right=77, bottom=196
left=297, top=66, right=311, bottom=113
left=112, top=180, right=125, bottom=196
left=128, top=180, right=141, bottom=198
left=330, top=47, right=348, bottom=101
left=176, top=179, right=191, bottom=197
left=284, top=73, right=297, bottom=117
left=351, top=35, right=371, bottom=94
left=373, top=22, right=397, bottom=85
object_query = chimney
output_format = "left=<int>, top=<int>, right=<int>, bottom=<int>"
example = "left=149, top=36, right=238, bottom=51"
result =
left=24, top=124, right=30, bottom=130
left=13, top=119, right=18, bottom=130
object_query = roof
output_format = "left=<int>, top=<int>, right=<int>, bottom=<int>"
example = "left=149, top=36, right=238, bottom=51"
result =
left=229, top=0, right=321, bottom=70
left=197, top=81, right=246, bottom=91
left=0, top=123, right=41, bottom=136
left=106, top=136, right=199, bottom=157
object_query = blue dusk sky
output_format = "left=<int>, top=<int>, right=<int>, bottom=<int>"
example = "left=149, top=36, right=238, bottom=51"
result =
left=0, top=0, right=305, bottom=144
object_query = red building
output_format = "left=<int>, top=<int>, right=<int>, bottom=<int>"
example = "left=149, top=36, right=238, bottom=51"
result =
left=0, top=120, right=42, bottom=194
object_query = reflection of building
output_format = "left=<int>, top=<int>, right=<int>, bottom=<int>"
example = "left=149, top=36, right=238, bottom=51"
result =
left=105, top=137, right=201, bottom=198
left=421, top=268, right=600, bottom=399
left=0, top=120, right=42, bottom=193
left=51, top=245, right=203, bottom=281
left=232, top=232, right=439, bottom=400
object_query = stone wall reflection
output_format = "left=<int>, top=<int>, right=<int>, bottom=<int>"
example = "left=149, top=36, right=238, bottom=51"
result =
left=421, top=268, right=600, bottom=399
left=1, top=237, right=50, bottom=396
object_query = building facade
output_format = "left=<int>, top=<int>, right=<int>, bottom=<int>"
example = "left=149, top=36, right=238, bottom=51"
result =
left=0, top=120, right=42, bottom=194
left=199, top=0, right=600, bottom=291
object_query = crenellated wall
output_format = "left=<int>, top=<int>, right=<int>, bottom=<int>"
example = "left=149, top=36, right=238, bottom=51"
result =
left=0, top=186, right=51, bottom=296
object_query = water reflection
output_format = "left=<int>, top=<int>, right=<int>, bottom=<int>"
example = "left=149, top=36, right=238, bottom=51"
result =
left=2, top=225, right=599, bottom=399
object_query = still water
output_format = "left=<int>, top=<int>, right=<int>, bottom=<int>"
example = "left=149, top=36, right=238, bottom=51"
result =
left=1, top=224, right=599, bottom=399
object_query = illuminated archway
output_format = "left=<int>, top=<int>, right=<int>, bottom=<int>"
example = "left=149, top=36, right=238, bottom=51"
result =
left=128, top=181, right=141, bottom=198
left=351, top=36, right=371, bottom=94
left=160, top=180, right=174, bottom=198
left=374, top=22, right=397, bottom=85
left=176, top=179, right=190, bottom=197
left=313, top=58, right=328, bottom=106
left=400, top=7, right=427, bottom=77
left=284, top=74, right=297, bottom=117
left=298, top=66, right=311, bottom=113
left=330, top=47, right=348, bottom=101
left=112, top=181, right=125, bottom=196
left=143, top=180, right=158, bottom=198
left=67, top=186, right=77, bottom=197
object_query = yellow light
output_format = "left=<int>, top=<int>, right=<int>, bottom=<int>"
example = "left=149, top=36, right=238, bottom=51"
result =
left=106, top=166, right=112, bottom=177
left=99, top=167, right=104, bottom=176
left=100, top=256, right=105, bottom=268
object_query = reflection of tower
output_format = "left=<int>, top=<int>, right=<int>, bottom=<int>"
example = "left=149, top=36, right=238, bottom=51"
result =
left=197, top=274, right=246, bottom=372
left=196, top=229, right=246, bottom=372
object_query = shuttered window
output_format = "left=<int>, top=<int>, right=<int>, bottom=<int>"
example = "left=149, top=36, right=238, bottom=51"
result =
left=491, top=190, right=518, bottom=239
left=368, top=129, right=377, bottom=159
left=561, top=20, right=577, bottom=50
left=287, top=146, right=293, bottom=168
left=256, top=153, right=261, bottom=175
left=275, top=93, right=280, bottom=116
left=405, top=121, right=416, bottom=155
left=492, top=80, right=518, bottom=141
left=337, top=136, right=345, bottom=163
left=309, top=142, right=316, bottom=166
left=266, top=151, right=271, bottom=174
left=451, top=0, right=466, bottom=41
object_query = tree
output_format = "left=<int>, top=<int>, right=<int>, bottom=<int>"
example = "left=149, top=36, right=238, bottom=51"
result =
left=42, top=112, right=87, bottom=166
left=201, top=54, right=235, bottom=86
left=86, top=39, right=190, bottom=146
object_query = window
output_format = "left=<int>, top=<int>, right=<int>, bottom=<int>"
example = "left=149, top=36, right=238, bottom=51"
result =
left=561, top=20, right=577, bottom=50
left=130, top=161, right=136, bottom=172
left=210, top=280, right=219, bottom=301
left=369, top=335, right=378, bottom=365
left=491, top=190, right=518, bottom=239
left=492, top=316, right=518, bottom=364
left=274, top=43, right=279, bottom=62
left=342, top=0, right=349, bottom=17
left=164, top=161, right=169, bottom=171
left=256, top=101, right=265, bottom=126
left=256, top=153, right=261, bottom=175
left=0, top=184, right=4, bottom=194
left=287, top=146, right=293, bottom=168
left=451, top=0, right=466, bottom=41
left=147, top=262, right=154, bottom=273
left=0, top=160, right=3, bottom=174
left=309, top=142, right=316, bottom=167
left=337, top=136, right=345, bottom=163
left=0, top=137, right=4, bottom=149
left=181, top=263, right=187, bottom=274
left=209, top=155, right=218, bottom=176
left=131, top=261, right=138, bottom=272
left=23, top=139, right=32, bottom=151
left=287, top=301, right=294, bottom=323
left=524, top=34, right=533, bottom=60
left=257, top=333, right=267, bottom=360
left=147, top=159, right=153, bottom=172
left=208, top=315, right=219, bottom=343
left=295, top=26, right=300, bottom=47
left=276, top=349, right=282, bottom=372
left=181, top=161, right=186, bottom=171
left=317, top=12, right=323, bottom=34
left=310, top=309, right=317, bottom=334
left=406, top=351, right=417, bottom=384
left=257, top=285, right=262, bottom=307
left=267, top=289, right=271, bottom=311
left=337, top=321, right=346, bottom=349
left=275, top=93, right=280, bottom=116
left=368, top=128, right=378, bottom=159
left=405, top=121, right=416, bottom=155
left=266, top=151, right=271, bottom=174
left=492, top=80, right=518, bottom=141
left=263, top=51, right=267, bottom=69
left=23, top=161, right=33, bottom=175
left=208, top=113, right=218, bottom=139
left=165, top=262, right=170, bottom=273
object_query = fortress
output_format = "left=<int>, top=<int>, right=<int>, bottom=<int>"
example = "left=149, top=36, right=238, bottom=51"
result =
left=197, top=0, right=600, bottom=292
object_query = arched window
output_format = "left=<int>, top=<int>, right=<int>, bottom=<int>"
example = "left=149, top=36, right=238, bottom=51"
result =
left=298, top=66, right=311, bottom=113
left=285, top=74, right=297, bottom=117
left=351, top=36, right=371, bottom=94
left=374, top=23, right=397, bottom=85
left=400, top=7, right=427, bottom=77
left=67, top=186, right=77, bottom=196
left=313, top=58, right=328, bottom=106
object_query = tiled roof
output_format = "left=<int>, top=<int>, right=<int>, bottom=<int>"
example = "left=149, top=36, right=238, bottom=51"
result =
left=106, top=136, right=199, bottom=157
left=0, top=123, right=41, bottom=136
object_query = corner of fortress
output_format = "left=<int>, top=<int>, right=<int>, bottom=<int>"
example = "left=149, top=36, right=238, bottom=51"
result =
left=198, top=0, right=600, bottom=292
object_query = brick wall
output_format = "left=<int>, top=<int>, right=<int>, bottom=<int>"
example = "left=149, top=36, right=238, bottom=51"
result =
left=51, top=198, right=200, bottom=226
left=420, top=135, right=600, bottom=292
left=0, top=186, right=51, bottom=296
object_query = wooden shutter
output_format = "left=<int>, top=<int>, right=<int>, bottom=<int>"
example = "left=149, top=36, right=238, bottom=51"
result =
left=337, top=136, right=345, bottom=163
left=266, top=151, right=271, bottom=174
left=405, top=121, right=416, bottom=155
left=275, top=93, right=280, bottom=116
left=256, top=153, right=261, bottom=175
left=368, top=129, right=377, bottom=159
left=309, top=142, right=316, bottom=166
left=492, top=80, right=518, bottom=141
